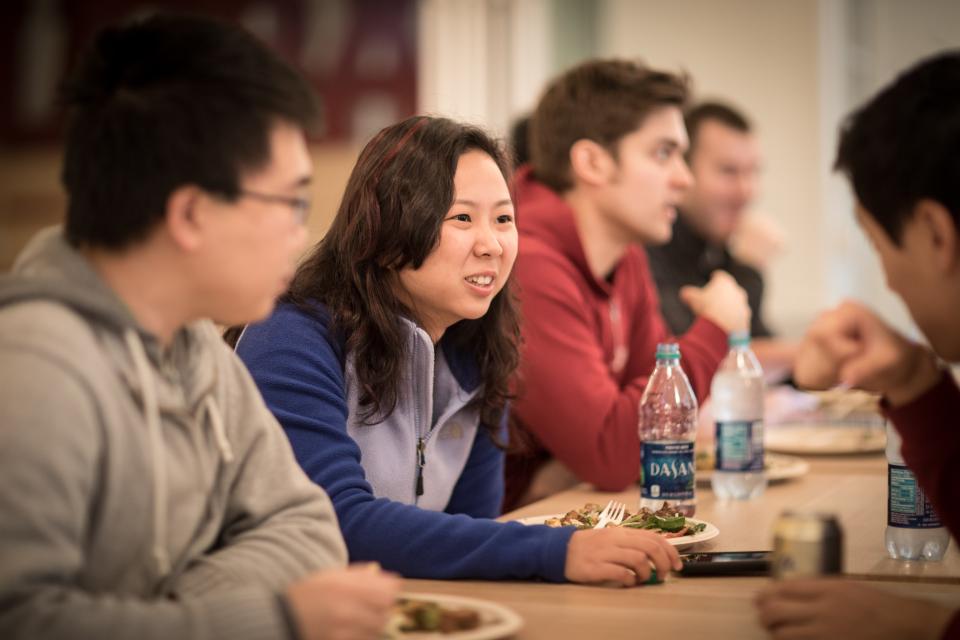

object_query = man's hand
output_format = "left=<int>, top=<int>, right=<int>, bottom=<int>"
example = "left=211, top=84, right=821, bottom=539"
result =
left=564, top=527, right=682, bottom=586
left=794, top=300, right=942, bottom=405
left=679, top=270, right=750, bottom=333
left=286, top=564, right=401, bottom=640
left=756, top=578, right=957, bottom=640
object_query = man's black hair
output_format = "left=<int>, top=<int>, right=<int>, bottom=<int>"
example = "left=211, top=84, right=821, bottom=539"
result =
left=61, top=13, right=318, bottom=249
left=835, top=49, right=960, bottom=244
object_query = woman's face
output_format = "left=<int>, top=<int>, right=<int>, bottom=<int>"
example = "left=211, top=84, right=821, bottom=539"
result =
left=397, top=149, right=518, bottom=342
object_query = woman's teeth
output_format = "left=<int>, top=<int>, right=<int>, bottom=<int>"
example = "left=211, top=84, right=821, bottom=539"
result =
left=466, top=275, right=493, bottom=286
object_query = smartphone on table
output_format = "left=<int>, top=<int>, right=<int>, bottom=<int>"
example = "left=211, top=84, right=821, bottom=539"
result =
left=678, top=551, right=771, bottom=576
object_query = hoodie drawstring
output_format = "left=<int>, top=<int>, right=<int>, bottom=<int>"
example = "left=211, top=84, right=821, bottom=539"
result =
left=202, top=395, right=234, bottom=464
left=123, top=329, right=171, bottom=577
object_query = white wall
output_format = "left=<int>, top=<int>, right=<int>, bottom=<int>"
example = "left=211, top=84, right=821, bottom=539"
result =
left=600, top=0, right=822, bottom=337
left=417, top=0, right=553, bottom=136
left=418, top=0, right=960, bottom=339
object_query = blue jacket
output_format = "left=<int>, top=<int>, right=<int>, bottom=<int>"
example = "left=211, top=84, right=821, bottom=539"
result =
left=236, top=302, right=573, bottom=581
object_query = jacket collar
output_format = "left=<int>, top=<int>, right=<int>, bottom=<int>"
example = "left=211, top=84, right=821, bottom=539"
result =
left=514, top=167, right=621, bottom=298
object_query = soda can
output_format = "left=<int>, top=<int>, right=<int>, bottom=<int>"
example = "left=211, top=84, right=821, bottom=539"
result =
left=771, top=511, right=843, bottom=578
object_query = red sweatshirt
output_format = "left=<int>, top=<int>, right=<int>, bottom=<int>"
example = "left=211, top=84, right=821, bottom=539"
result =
left=883, top=373, right=960, bottom=640
left=505, top=169, right=728, bottom=509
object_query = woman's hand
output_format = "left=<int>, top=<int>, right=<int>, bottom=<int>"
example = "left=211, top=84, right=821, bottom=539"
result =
left=564, top=527, right=682, bottom=586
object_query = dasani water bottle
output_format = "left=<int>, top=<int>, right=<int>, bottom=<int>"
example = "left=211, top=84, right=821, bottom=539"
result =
left=711, top=331, right=766, bottom=500
left=885, top=423, right=950, bottom=560
left=638, top=343, right=698, bottom=516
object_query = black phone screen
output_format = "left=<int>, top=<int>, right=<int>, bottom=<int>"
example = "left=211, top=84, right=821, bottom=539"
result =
left=679, top=551, right=771, bottom=576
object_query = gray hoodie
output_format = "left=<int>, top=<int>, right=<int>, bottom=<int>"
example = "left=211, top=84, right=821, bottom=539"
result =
left=0, top=228, right=348, bottom=639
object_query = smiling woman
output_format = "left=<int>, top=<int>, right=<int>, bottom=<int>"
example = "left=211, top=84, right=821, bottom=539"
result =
left=233, top=115, right=683, bottom=586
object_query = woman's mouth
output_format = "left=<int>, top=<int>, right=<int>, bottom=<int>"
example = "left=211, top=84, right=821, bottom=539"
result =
left=465, top=274, right=494, bottom=287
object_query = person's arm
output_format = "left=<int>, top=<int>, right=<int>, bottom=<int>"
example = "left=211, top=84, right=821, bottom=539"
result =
left=171, top=337, right=347, bottom=597
left=0, top=347, right=290, bottom=640
left=794, top=300, right=958, bottom=540
left=236, top=308, right=574, bottom=582
left=750, top=337, right=799, bottom=382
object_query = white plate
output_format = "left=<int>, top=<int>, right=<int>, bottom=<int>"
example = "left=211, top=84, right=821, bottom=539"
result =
left=516, top=514, right=719, bottom=549
left=388, top=593, right=523, bottom=640
left=696, top=453, right=810, bottom=485
left=765, top=423, right=886, bottom=455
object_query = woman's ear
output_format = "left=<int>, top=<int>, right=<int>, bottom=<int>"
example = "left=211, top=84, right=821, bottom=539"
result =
left=914, top=198, right=958, bottom=274
left=164, top=185, right=205, bottom=252
left=568, top=139, right=616, bottom=188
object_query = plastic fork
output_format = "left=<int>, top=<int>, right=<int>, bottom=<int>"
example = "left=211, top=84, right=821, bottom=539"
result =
left=593, top=500, right=627, bottom=529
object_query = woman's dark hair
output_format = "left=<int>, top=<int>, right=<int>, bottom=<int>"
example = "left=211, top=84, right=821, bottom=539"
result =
left=288, top=115, right=520, bottom=430
left=61, top=14, right=317, bottom=249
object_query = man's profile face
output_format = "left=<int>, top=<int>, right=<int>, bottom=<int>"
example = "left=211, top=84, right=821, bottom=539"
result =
left=856, top=203, right=960, bottom=359
left=594, top=105, right=694, bottom=246
left=197, top=120, right=312, bottom=325
left=683, top=120, right=760, bottom=245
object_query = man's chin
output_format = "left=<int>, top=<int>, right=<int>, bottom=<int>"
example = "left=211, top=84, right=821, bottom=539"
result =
left=635, top=226, right=673, bottom=247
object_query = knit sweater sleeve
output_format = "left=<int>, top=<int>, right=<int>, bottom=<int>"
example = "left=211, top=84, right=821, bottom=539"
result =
left=236, top=305, right=573, bottom=581
left=882, top=372, right=960, bottom=542
left=0, top=329, right=293, bottom=640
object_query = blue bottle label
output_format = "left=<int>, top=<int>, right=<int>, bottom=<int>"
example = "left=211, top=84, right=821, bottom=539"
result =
left=715, top=420, right=764, bottom=472
left=641, top=441, right=695, bottom=500
left=888, top=464, right=943, bottom=528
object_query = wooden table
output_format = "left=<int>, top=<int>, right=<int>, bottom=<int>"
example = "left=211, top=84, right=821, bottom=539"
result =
left=403, top=451, right=960, bottom=638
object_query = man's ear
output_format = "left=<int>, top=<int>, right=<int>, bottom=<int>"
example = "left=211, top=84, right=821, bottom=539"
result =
left=913, top=198, right=958, bottom=274
left=165, top=185, right=205, bottom=252
left=569, top=139, right=616, bottom=188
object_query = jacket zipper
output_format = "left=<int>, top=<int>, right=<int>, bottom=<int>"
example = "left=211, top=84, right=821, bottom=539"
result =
left=412, top=336, right=426, bottom=500
left=415, top=436, right=426, bottom=497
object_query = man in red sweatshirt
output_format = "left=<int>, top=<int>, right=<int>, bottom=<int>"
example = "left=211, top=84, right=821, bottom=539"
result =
left=505, top=59, right=751, bottom=510
left=756, top=51, right=960, bottom=640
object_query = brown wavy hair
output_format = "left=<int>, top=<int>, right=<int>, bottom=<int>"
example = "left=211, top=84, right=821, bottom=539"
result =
left=287, top=115, right=520, bottom=431
left=531, top=58, right=689, bottom=193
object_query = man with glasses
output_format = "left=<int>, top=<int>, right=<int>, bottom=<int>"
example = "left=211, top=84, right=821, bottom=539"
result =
left=0, top=14, right=398, bottom=640
left=756, top=51, right=960, bottom=640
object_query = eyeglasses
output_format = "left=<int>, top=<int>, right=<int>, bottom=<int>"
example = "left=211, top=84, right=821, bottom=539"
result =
left=238, top=189, right=311, bottom=225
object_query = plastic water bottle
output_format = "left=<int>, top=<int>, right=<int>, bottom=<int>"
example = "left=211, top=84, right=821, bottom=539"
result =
left=711, top=331, right=766, bottom=500
left=638, top=343, right=698, bottom=516
left=885, top=422, right=950, bottom=560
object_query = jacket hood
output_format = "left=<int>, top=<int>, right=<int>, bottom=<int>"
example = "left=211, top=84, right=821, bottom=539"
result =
left=0, top=226, right=232, bottom=577
left=0, top=226, right=143, bottom=333
left=513, top=167, right=614, bottom=298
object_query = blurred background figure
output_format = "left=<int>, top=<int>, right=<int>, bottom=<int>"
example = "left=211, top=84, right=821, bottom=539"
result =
left=509, top=113, right=532, bottom=169
left=648, top=101, right=797, bottom=381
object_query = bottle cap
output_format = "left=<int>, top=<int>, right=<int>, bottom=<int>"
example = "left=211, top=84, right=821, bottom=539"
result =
left=655, top=343, right=681, bottom=360
left=728, top=331, right=751, bottom=347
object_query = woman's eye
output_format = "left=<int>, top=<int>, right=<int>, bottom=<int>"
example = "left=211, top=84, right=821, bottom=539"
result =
left=655, top=147, right=671, bottom=161
left=451, top=213, right=471, bottom=222
left=497, top=214, right=514, bottom=224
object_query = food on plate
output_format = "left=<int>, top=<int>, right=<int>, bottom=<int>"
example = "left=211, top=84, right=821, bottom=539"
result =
left=390, top=598, right=481, bottom=634
left=543, top=503, right=707, bottom=538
